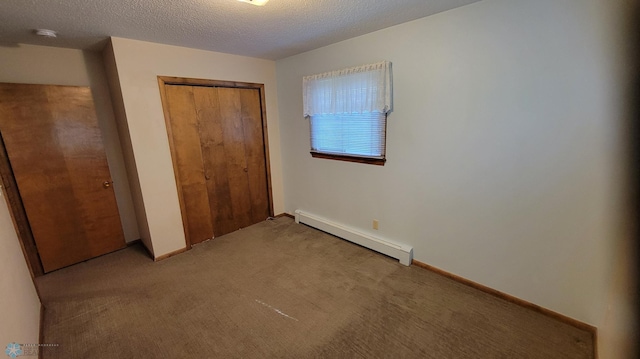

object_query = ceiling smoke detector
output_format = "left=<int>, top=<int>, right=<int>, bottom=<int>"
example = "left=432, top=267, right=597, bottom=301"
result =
left=34, top=29, right=57, bottom=38
left=238, top=0, right=269, bottom=6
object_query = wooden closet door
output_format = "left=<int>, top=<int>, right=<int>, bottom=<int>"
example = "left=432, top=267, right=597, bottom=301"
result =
left=164, top=84, right=270, bottom=245
left=164, top=85, right=215, bottom=244
left=236, top=88, right=270, bottom=225
left=0, top=83, right=126, bottom=272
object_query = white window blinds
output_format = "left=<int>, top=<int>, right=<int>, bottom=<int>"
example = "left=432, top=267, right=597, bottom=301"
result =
left=310, top=113, right=386, bottom=158
left=303, top=61, right=392, bottom=161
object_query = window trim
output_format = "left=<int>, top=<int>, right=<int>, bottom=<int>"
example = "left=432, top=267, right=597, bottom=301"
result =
left=303, top=61, right=392, bottom=166
left=310, top=151, right=386, bottom=166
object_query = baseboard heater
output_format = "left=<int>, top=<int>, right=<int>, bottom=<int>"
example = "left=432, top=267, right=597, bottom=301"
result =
left=294, top=209, right=413, bottom=266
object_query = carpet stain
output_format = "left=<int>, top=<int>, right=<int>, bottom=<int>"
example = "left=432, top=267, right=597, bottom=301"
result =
left=255, top=299, right=299, bottom=322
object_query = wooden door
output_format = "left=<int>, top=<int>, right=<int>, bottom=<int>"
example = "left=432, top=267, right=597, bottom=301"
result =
left=161, top=80, right=272, bottom=246
left=0, top=83, right=126, bottom=272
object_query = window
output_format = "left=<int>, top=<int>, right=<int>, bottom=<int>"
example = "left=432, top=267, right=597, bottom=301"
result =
left=303, top=61, right=392, bottom=165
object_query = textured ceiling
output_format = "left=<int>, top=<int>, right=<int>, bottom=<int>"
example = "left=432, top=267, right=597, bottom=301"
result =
left=0, top=0, right=480, bottom=60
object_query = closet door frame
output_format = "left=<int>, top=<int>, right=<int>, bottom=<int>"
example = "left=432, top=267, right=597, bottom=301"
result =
left=158, top=76, right=275, bottom=248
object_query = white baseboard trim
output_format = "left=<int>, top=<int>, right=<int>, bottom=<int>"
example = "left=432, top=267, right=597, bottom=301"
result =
left=294, top=209, right=413, bottom=266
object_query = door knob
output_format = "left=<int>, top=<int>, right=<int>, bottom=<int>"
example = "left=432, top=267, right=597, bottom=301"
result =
left=103, top=181, right=112, bottom=189
left=243, top=168, right=248, bottom=172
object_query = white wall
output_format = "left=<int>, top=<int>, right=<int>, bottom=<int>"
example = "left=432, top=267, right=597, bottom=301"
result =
left=0, top=193, right=40, bottom=347
left=108, top=37, right=284, bottom=257
left=103, top=42, right=153, bottom=253
left=0, top=44, right=140, bottom=242
left=276, top=0, right=631, bottom=347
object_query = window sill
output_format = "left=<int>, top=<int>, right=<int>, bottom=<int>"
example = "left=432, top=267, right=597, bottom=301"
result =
left=310, top=152, right=386, bottom=166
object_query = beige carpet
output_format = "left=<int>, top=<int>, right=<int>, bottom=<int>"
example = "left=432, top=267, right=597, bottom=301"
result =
left=36, top=217, right=593, bottom=358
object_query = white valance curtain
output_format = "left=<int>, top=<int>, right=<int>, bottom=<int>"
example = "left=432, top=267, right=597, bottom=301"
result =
left=303, top=61, right=392, bottom=117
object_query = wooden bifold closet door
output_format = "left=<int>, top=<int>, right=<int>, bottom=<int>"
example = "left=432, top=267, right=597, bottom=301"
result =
left=0, top=83, right=126, bottom=273
left=161, top=80, right=272, bottom=246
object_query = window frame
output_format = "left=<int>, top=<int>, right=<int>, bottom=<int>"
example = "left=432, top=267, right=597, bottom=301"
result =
left=303, top=61, right=392, bottom=166
left=309, top=151, right=387, bottom=166
left=308, top=113, right=387, bottom=165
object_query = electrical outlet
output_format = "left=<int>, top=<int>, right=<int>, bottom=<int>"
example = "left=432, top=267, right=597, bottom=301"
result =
left=373, top=219, right=379, bottom=230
